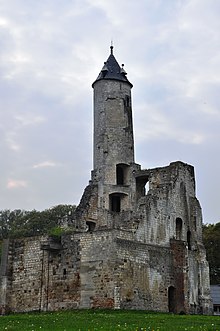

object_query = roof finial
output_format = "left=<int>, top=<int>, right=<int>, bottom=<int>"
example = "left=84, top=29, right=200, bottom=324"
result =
left=110, top=40, right=113, bottom=55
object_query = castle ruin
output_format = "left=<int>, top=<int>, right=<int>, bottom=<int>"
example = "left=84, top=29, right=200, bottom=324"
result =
left=0, top=46, right=212, bottom=314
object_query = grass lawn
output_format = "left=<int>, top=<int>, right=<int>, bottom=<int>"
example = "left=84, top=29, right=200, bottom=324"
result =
left=0, top=309, right=219, bottom=331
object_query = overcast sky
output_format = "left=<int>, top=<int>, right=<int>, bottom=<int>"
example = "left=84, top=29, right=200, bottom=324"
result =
left=1, top=0, right=220, bottom=224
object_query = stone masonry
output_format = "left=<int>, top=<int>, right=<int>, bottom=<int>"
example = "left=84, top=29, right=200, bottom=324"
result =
left=0, top=46, right=213, bottom=314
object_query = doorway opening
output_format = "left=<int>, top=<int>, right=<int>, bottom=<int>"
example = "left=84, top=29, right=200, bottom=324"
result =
left=168, top=286, right=176, bottom=313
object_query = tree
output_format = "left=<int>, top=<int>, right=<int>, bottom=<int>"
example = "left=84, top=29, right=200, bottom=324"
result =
left=0, top=205, right=76, bottom=239
left=203, top=222, right=220, bottom=285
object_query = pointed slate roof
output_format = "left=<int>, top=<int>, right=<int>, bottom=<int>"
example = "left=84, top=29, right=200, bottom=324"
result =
left=92, top=46, right=133, bottom=87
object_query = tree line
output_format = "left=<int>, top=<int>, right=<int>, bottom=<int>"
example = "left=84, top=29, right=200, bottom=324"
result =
left=0, top=205, right=76, bottom=239
left=203, top=222, right=220, bottom=285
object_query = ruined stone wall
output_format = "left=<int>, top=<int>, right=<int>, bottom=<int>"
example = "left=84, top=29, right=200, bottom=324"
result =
left=74, top=184, right=98, bottom=229
left=45, top=235, right=81, bottom=311
left=0, top=236, right=81, bottom=313
left=0, top=161, right=212, bottom=315
left=135, top=162, right=202, bottom=247
left=78, top=230, right=117, bottom=308
left=3, top=237, right=44, bottom=312
left=77, top=229, right=135, bottom=309
left=0, top=229, right=182, bottom=313
left=66, top=230, right=177, bottom=312
left=0, top=224, right=212, bottom=314
left=114, top=238, right=173, bottom=311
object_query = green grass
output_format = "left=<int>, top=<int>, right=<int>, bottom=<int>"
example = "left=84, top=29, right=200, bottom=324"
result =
left=0, top=309, right=219, bottom=331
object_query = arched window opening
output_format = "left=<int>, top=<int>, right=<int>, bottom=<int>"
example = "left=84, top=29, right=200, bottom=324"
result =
left=110, top=195, right=121, bottom=212
left=168, top=286, right=176, bottom=313
left=187, top=230, right=192, bottom=250
left=116, top=165, right=124, bottom=185
left=176, top=218, right=183, bottom=240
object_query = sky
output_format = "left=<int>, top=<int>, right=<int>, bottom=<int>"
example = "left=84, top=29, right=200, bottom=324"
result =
left=0, top=0, right=220, bottom=224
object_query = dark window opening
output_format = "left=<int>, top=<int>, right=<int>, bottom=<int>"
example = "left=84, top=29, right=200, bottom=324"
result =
left=176, top=218, right=183, bottom=240
left=110, top=195, right=121, bottom=212
left=116, top=164, right=129, bottom=185
left=86, top=221, right=96, bottom=232
left=136, top=176, right=149, bottom=199
left=187, top=230, right=191, bottom=250
left=168, top=286, right=176, bottom=313
left=116, top=165, right=124, bottom=185
left=63, top=268, right=67, bottom=276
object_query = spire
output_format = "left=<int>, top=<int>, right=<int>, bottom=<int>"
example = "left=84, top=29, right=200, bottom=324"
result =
left=92, top=46, right=133, bottom=87
left=110, top=40, right=113, bottom=55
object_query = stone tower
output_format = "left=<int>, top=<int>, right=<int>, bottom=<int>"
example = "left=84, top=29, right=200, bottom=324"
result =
left=76, top=46, right=140, bottom=229
left=92, top=45, right=134, bottom=171
left=91, top=45, right=136, bottom=217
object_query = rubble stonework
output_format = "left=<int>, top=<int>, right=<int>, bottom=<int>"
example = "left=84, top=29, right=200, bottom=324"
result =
left=0, top=47, right=213, bottom=314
